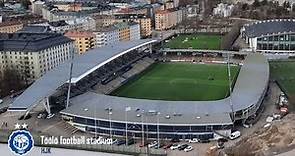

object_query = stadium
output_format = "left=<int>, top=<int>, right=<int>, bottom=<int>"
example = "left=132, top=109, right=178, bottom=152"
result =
left=241, top=19, right=295, bottom=55
left=9, top=39, right=269, bottom=140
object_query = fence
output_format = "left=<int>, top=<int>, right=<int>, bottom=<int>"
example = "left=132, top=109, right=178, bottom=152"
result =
left=0, top=129, right=167, bottom=156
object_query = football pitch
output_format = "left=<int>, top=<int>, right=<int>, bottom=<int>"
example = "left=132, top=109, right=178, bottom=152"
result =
left=163, top=34, right=222, bottom=50
left=111, top=63, right=240, bottom=101
left=270, top=61, right=295, bottom=104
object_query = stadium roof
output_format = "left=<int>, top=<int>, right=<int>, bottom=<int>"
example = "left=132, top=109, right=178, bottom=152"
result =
left=244, top=19, right=295, bottom=38
left=60, top=53, right=269, bottom=125
left=9, top=39, right=157, bottom=111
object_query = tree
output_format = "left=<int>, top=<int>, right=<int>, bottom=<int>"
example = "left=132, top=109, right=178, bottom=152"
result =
left=283, top=1, right=291, bottom=9
left=0, top=0, right=4, bottom=7
left=252, top=0, right=260, bottom=8
left=20, top=0, right=31, bottom=10
left=292, top=4, right=295, bottom=12
left=261, top=0, right=268, bottom=6
left=0, top=69, right=25, bottom=97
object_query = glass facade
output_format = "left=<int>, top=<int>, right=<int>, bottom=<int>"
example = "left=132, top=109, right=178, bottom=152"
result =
left=70, top=116, right=232, bottom=139
left=256, top=33, right=295, bottom=50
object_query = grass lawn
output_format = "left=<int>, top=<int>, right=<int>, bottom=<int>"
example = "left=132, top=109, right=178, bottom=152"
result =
left=111, top=63, right=240, bottom=101
left=270, top=61, right=295, bottom=101
left=163, top=34, right=222, bottom=50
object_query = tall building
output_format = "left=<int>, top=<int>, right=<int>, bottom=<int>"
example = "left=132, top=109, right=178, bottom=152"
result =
left=93, top=27, right=120, bottom=48
left=32, top=0, right=45, bottom=15
left=213, top=3, right=234, bottom=17
left=155, top=9, right=182, bottom=30
left=65, top=31, right=95, bottom=54
left=94, top=22, right=140, bottom=48
left=93, top=14, right=152, bottom=37
left=0, top=33, right=74, bottom=83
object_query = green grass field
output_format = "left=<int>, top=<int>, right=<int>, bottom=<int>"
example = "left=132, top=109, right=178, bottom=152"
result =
left=163, top=34, right=222, bottom=50
left=270, top=61, right=295, bottom=103
left=111, top=63, right=240, bottom=101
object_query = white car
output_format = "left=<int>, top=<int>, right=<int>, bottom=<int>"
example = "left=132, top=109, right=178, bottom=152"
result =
left=148, top=141, right=158, bottom=148
left=229, top=131, right=241, bottom=140
left=0, top=99, right=3, bottom=104
left=188, top=138, right=199, bottom=143
left=170, top=144, right=180, bottom=150
left=46, top=113, right=55, bottom=119
left=184, top=146, right=193, bottom=152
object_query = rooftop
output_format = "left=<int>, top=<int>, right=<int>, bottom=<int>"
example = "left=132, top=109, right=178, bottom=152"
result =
left=0, top=33, right=72, bottom=52
left=17, top=26, right=50, bottom=33
left=65, top=31, right=95, bottom=38
left=244, top=19, right=295, bottom=38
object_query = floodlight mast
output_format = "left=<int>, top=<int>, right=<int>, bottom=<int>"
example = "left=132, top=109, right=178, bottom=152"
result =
left=66, top=0, right=77, bottom=108
left=227, top=53, right=235, bottom=122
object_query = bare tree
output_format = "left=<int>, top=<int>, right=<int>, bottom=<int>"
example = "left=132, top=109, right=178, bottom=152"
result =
left=0, top=68, right=25, bottom=97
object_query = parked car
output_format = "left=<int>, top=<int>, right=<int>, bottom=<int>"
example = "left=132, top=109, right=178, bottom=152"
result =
left=229, top=131, right=241, bottom=140
left=116, top=140, right=126, bottom=146
left=170, top=138, right=180, bottom=142
left=148, top=141, right=158, bottom=148
left=154, top=143, right=165, bottom=149
left=0, top=99, right=3, bottom=104
left=178, top=144, right=189, bottom=151
left=170, top=144, right=180, bottom=150
left=163, top=143, right=173, bottom=149
left=37, top=112, right=48, bottom=119
left=46, top=113, right=55, bottom=119
left=188, top=138, right=199, bottom=143
left=184, top=145, right=193, bottom=152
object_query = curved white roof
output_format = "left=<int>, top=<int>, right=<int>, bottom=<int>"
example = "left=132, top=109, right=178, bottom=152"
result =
left=60, top=53, right=269, bottom=125
left=9, top=39, right=157, bottom=111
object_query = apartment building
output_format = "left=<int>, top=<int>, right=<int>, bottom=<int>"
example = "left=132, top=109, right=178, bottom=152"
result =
left=65, top=31, right=95, bottom=54
left=155, top=9, right=182, bottom=30
left=93, top=27, right=120, bottom=48
left=93, top=14, right=152, bottom=37
left=94, top=22, right=140, bottom=48
left=0, top=33, right=74, bottom=82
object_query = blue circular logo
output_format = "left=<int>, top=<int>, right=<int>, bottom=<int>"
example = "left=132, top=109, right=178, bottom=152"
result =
left=8, top=130, right=34, bottom=155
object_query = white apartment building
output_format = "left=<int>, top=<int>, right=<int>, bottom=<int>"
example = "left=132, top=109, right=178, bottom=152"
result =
left=0, top=33, right=74, bottom=83
left=213, top=3, right=234, bottom=17
left=129, top=22, right=141, bottom=40
left=94, top=28, right=120, bottom=48
left=94, top=22, right=140, bottom=48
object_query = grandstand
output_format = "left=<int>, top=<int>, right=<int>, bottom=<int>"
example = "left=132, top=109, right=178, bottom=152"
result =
left=241, top=19, right=295, bottom=55
left=9, top=39, right=269, bottom=140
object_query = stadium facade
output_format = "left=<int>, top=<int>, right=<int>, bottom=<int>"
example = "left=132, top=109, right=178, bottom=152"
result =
left=241, top=19, right=295, bottom=54
left=9, top=39, right=269, bottom=140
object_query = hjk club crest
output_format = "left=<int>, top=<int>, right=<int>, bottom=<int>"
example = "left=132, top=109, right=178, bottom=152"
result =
left=8, top=123, right=34, bottom=156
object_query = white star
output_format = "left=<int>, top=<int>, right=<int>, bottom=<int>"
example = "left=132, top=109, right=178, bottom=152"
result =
left=14, top=123, right=21, bottom=129
left=22, top=123, right=28, bottom=129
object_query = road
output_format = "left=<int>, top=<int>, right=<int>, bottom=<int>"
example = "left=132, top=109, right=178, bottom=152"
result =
left=0, top=96, right=14, bottom=109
